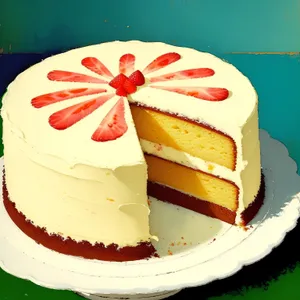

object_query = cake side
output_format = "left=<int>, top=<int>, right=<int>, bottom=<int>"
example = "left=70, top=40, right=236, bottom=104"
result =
left=3, top=179, right=156, bottom=262
left=1, top=85, right=156, bottom=262
left=2, top=126, right=153, bottom=248
left=240, top=106, right=262, bottom=210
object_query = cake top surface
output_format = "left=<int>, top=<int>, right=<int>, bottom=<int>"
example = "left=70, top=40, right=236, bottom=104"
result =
left=2, top=40, right=257, bottom=169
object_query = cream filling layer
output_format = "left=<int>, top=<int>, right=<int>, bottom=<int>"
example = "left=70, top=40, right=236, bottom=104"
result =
left=141, top=139, right=239, bottom=183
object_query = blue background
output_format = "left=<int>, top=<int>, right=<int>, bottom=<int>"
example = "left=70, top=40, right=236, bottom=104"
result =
left=1, top=0, right=300, bottom=53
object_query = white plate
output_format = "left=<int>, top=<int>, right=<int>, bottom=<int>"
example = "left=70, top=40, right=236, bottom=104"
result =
left=0, top=130, right=300, bottom=300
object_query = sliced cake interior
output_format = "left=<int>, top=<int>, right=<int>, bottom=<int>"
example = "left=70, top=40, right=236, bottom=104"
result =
left=131, top=104, right=236, bottom=170
left=130, top=102, right=262, bottom=225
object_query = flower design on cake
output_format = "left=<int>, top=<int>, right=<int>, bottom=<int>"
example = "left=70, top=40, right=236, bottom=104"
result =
left=31, top=52, right=229, bottom=142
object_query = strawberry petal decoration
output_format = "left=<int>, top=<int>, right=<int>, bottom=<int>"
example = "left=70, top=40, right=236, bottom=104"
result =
left=119, top=54, right=135, bottom=76
left=49, top=94, right=114, bottom=130
left=123, top=79, right=137, bottom=94
left=109, top=74, right=128, bottom=89
left=150, top=86, right=229, bottom=101
left=82, top=57, right=114, bottom=79
left=31, top=88, right=107, bottom=108
left=32, top=51, right=230, bottom=143
left=92, top=97, right=128, bottom=142
left=116, top=86, right=128, bottom=97
left=48, top=71, right=108, bottom=84
left=149, top=68, right=214, bottom=83
left=143, top=52, right=181, bottom=75
left=129, top=70, right=145, bottom=86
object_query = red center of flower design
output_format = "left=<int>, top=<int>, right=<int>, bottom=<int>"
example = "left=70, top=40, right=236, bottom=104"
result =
left=108, top=70, right=145, bottom=97
left=31, top=51, right=230, bottom=142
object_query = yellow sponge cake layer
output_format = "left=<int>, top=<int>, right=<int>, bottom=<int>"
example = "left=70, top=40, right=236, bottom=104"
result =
left=145, top=154, right=238, bottom=211
left=131, top=105, right=236, bottom=170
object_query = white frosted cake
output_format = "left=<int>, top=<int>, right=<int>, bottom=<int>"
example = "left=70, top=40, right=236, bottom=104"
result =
left=1, top=41, right=264, bottom=261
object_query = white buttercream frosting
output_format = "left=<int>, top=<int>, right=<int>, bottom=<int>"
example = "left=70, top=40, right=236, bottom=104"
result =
left=2, top=100, right=154, bottom=247
left=1, top=40, right=261, bottom=246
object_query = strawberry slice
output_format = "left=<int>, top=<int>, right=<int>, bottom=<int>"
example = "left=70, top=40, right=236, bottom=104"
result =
left=123, top=78, right=137, bottom=94
left=119, top=54, right=135, bottom=76
left=47, top=70, right=107, bottom=84
left=150, top=86, right=229, bottom=101
left=149, top=68, right=214, bottom=83
left=143, top=52, right=181, bottom=75
left=129, top=70, right=145, bottom=86
left=49, top=94, right=114, bottom=130
left=31, top=88, right=106, bottom=108
left=82, top=57, right=114, bottom=79
left=109, top=74, right=128, bottom=89
left=116, top=86, right=128, bottom=97
left=92, top=98, right=128, bottom=142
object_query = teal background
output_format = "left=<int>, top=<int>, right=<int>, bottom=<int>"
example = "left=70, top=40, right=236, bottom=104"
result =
left=1, top=0, right=300, bottom=53
left=0, top=0, right=300, bottom=299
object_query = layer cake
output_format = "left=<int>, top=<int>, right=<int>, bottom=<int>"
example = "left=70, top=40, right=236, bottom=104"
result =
left=1, top=41, right=264, bottom=262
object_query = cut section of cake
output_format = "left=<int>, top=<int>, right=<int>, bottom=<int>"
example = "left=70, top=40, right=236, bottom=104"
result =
left=1, top=41, right=264, bottom=262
